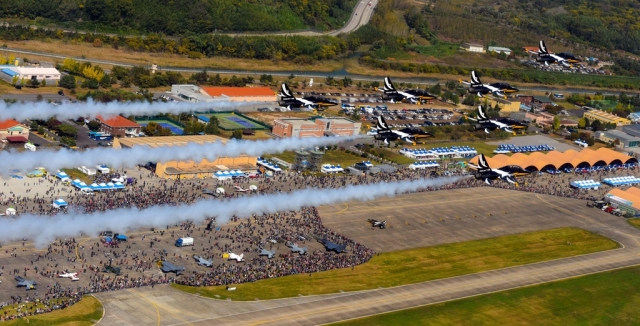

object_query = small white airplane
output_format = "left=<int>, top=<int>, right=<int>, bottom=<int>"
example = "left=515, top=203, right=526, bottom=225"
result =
left=111, top=175, right=127, bottom=183
left=58, top=272, right=80, bottom=281
left=234, top=185, right=258, bottom=192
left=227, top=252, right=244, bottom=262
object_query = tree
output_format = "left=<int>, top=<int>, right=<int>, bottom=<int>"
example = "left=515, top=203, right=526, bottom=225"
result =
left=29, top=79, right=40, bottom=88
left=58, top=124, right=78, bottom=138
left=584, top=117, right=590, bottom=128
left=20, top=77, right=25, bottom=87
left=204, top=116, right=220, bottom=135
left=82, top=65, right=104, bottom=81
left=552, top=115, right=560, bottom=131
left=87, top=120, right=101, bottom=131
left=578, top=118, right=586, bottom=129
left=429, top=83, right=442, bottom=95
left=591, top=120, right=602, bottom=131
left=60, top=136, right=76, bottom=147
left=100, top=74, right=112, bottom=88
left=231, top=130, right=243, bottom=140
left=41, top=78, right=46, bottom=87
left=59, top=75, right=76, bottom=89
left=29, top=121, right=39, bottom=130
left=82, top=78, right=100, bottom=89
left=36, top=94, right=43, bottom=101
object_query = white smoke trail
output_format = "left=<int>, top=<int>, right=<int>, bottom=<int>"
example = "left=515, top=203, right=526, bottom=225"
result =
left=2, top=177, right=464, bottom=247
left=0, top=98, right=255, bottom=121
left=0, top=136, right=361, bottom=173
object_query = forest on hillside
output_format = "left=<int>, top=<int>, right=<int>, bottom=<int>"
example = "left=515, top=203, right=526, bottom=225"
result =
left=0, top=0, right=356, bottom=33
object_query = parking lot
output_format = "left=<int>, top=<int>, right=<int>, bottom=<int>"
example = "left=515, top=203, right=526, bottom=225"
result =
left=342, top=105, right=462, bottom=128
left=487, top=134, right=579, bottom=152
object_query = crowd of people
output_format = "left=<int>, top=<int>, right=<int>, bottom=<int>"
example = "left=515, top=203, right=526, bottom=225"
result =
left=0, top=161, right=635, bottom=320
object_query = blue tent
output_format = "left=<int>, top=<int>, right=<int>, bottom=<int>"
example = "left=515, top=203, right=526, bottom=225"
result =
left=53, top=198, right=68, bottom=208
left=55, top=171, right=70, bottom=181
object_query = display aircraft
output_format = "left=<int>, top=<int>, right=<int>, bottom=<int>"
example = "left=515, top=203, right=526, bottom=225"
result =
left=367, top=219, right=386, bottom=229
left=202, top=188, right=220, bottom=198
left=234, top=185, right=258, bottom=192
left=380, top=77, right=436, bottom=104
left=102, top=265, right=121, bottom=275
left=278, top=83, right=338, bottom=110
left=58, top=272, right=80, bottom=281
left=158, top=260, right=186, bottom=275
left=467, top=106, right=514, bottom=134
left=373, top=116, right=432, bottom=145
left=259, top=248, right=276, bottom=259
left=193, top=255, right=213, bottom=267
left=227, top=252, right=245, bottom=262
left=529, top=40, right=581, bottom=67
left=15, top=276, right=36, bottom=290
left=288, top=243, right=308, bottom=255
left=320, top=239, right=347, bottom=253
left=468, top=154, right=521, bottom=185
left=460, top=71, right=519, bottom=98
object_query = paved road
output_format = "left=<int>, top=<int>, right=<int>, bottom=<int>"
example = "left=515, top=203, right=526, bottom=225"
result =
left=94, top=188, right=640, bottom=325
left=1, top=93, right=66, bottom=102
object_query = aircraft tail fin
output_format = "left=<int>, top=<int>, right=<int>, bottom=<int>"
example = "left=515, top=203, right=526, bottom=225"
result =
left=539, top=40, right=549, bottom=54
left=477, top=105, right=489, bottom=122
left=383, top=77, right=396, bottom=93
left=279, top=83, right=295, bottom=100
left=477, top=154, right=490, bottom=170
left=376, top=116, right=390, bottom=131
left=470, top=70, right=482, bottom=87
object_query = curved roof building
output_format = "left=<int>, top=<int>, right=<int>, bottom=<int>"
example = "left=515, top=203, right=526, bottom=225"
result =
left=469, top=148, right=637, bottom=171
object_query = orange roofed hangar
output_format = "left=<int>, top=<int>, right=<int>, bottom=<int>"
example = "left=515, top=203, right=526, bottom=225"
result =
left=469, top=148, right=637, bottom=172
left=201, top=86, right=276, bottom=102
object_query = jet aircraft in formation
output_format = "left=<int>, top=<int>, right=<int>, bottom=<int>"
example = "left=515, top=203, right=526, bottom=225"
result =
left=468, top=154, right=528, bottom=185
left=380, top=77, right=436, bottom=104
left=278, top=83, right=338, bottom=111
left=460, top=71, right=519, bottom=98
left=373, top=116, right=432, bottom=145
left=466, top=106, right=526, bottom=134
left=529, top=40, right=581, bottom=67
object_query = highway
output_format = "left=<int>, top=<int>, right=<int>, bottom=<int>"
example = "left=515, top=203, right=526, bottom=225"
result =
left=94, top=189, right=640, bottom=325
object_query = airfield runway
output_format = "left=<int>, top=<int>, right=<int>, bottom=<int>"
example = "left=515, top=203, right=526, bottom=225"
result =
left=95, top=187, right=640, bottom=325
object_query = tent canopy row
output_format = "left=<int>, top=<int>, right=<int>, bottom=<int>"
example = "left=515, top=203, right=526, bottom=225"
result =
left=470, top=148, right=637, bottom=171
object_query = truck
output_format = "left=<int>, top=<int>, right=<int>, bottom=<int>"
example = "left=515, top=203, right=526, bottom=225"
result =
left=175, top=237, right=194, bottom=247
left=114, top=234, right=128, bottom=241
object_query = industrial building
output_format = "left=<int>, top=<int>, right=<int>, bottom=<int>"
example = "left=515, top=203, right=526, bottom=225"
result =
left=487, top=46, right=512, bottom=56
left=584, top=109, right=630, bottom=126
left=96, top=115, right=141, bottom=138
left=0, top=119, right=29, bottom=142
left=201, top=86, right=276, bottom=102
left=0, top=66, right=60, bottom=84
left=595, top=130, right=640, bottom=148
left=606, top=187, right=640, bottom=216
left=114, top=135, right=257, bottom=179
left=170, top=84, right=276, bottom=103
left=469, top=148, right=637, bottom=171
left=461, top=43, right=485, bottom=53
left=272, top=117, right=361, bottom=138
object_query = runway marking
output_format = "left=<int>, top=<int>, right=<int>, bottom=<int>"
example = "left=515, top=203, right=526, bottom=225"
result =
left=127, top=289, right=161, bottom=326
left=335, top=203, right=349, bottom=214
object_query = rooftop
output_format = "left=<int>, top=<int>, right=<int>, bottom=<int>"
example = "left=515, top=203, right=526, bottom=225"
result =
left=202, top=86, right=275, bottom=97
left=607, top=187, right=640, bottom=210
left=164, top=163, right=256, bottom=175
left=488, top=46, right=512, bottom=51
left=171, top=85, right=220, bottom=102
left=600, top=130, right=640, bottom=143
left=11, top=67, right=60, bottom=75
left=0, top=119, right=21, bottom=130
left=585, top=109, right=629, bottom=121
left=532, top=96, right=553, bottom=103
left=97, top=115, right=141, bottom=128
left=118, top=135, right=228, bottom=149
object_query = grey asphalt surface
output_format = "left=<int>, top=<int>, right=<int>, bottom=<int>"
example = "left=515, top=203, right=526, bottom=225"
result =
left=94, top=187, right=640, bottom=325
left=1, top=93, right=66, bottom=102
left=487, top=134, right=579, bottom=152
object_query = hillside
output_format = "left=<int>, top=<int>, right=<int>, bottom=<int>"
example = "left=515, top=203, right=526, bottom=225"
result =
left=0, top=0, right=356, bottom=34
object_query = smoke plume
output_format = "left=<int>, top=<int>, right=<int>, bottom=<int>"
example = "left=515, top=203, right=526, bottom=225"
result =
left=1, top=177, right=463, bottom=247
left=0, top=136, right=360, bottom=173
left=0, top=98, right=254, bottom=121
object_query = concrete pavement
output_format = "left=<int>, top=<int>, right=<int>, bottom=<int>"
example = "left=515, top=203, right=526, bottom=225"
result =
left=94, top=188, right=640, bottom=325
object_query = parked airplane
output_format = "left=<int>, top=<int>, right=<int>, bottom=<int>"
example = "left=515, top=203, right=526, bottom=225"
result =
left=193, top=255, right=213, bottom=267
left=468, top=154, right=519, bottom=185
left=58, top=272, right=80, bottom=281
left=373, top=116, right=432, bottom=145
left=259, top=248, right=276, bottom=259
left=467, top=106, right=514, bottom=134
left=15, top=276, right=36, bottom=290
left=278, top=83, right=338, bottom=110
left=288, top=243, right=308, bottom=255
left=367, top=219, right=386, bottom=229
left=227, top=252, right=245, bottom=262
left=529, top=40, right=581, bottom=67
left=158, top=260, right=186, bottom=275
left=380, top=77, right=436, bottom=104
left=320, top=239, right=347, bottom=253
left=102, top=265, right=121, bottom=275
left=460, top=71, right=519, bottom=98
left=234, top=185, right=258, bottom=192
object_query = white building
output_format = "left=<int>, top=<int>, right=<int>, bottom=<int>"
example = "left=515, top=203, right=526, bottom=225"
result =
left=462, top=43, right=485, bottom=53
left=487, top=46, right=512, bottom=56
left=0, top=66, right=61, bottom=85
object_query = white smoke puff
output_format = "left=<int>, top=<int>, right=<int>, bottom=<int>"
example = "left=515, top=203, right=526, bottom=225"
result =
left=0, top=135, right=362, bottom=173
left=3, top=177, right=464, bottom=247
left=0, top=98, right=255, bottom=121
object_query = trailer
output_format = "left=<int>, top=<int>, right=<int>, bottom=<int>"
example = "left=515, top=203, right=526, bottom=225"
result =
left=175, top=237, right=194, bottom=247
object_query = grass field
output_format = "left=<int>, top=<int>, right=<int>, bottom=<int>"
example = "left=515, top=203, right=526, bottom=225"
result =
left=409, top=43, right=460, bottom=58
left=628, top=218, right=640, bottom=228
left=61, top=168, right=92, bottom=184
left=267, top=149, right=367, bottom=167
left=172, top=228, right=617, bottom=301
left=332, top=265, right=640, bottom=326
left=3, top=296, right=103, bottom=326
left=202, top=113, right=265, bottom=130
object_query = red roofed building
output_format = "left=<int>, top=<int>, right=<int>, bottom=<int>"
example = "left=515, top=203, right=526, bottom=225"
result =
left=201, top=86, right=276, bottom=102
left=0, top=119, right=29, bottom=142
left=96, top=115, right=141, bottom=138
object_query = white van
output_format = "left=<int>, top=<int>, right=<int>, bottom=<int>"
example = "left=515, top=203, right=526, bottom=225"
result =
left=80, top=188, right=94, bottom=195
